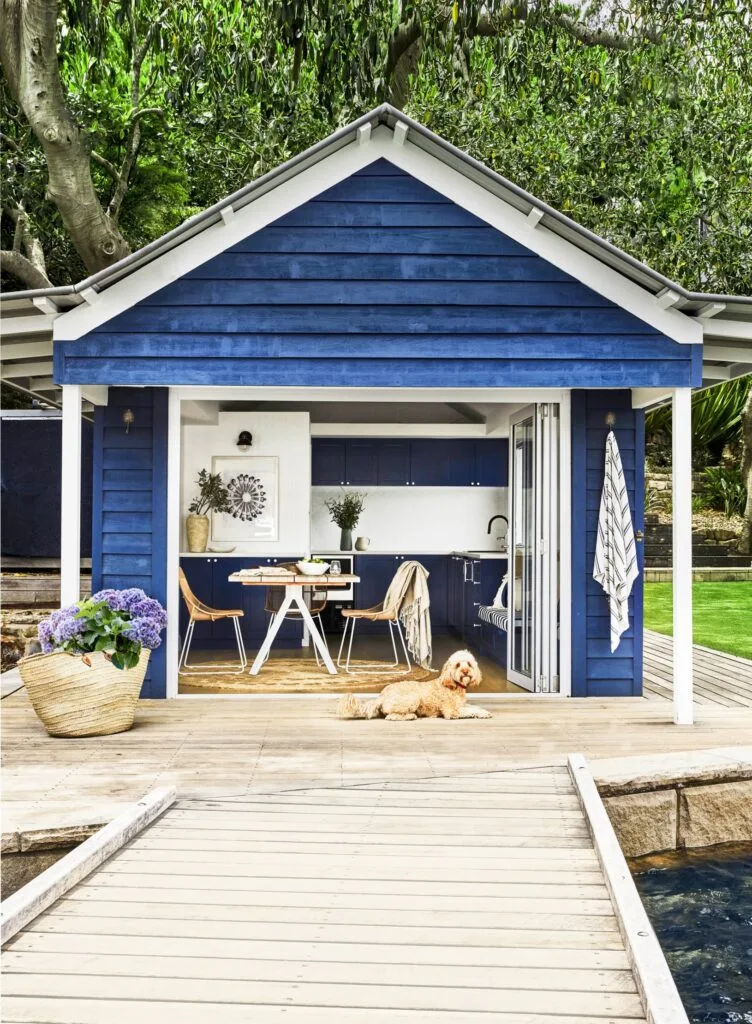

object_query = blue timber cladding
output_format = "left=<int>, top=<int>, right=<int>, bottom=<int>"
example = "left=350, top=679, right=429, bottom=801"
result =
left=91, top=387, right=168, bottom=697
left=571, top=389, right=644, bottom=697
left=56, top=159, right=697, bottom=389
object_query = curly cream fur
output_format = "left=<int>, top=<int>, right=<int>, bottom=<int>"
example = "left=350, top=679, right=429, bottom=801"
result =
left=337, top=650, right=491, bottom=721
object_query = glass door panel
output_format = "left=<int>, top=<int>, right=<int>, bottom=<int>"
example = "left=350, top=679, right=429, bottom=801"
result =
left=509, top=408, right=536, bottom=690
left=508, top=404, right=560, bottom=693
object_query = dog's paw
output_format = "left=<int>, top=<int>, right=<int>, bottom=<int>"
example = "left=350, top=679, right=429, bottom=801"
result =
left=475, top=708, right=492, bottom=719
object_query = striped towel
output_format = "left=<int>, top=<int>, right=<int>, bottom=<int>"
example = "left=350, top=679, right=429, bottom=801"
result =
left=593, top=430, right=639, bottom=653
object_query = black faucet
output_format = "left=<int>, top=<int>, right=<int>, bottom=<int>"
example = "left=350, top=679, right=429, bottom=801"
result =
left=487, top=515, right=509, bottom=548
left=487, top=514, right=509, bottom=534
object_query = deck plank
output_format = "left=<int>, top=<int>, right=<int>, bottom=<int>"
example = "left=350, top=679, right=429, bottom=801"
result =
left=2, top=775, right=648, bottom=1023
left=643, top=630, right=752, bottom=707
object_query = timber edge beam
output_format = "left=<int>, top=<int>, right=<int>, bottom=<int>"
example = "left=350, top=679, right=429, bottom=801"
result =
left=0, top=786, right=177, bottom=945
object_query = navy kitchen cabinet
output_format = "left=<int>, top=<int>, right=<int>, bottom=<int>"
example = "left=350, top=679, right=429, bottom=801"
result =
left=475, top=440, right=509, bottom=487
left=410, top=440, right=473, bottom=486
left=312, top=438, right=508, bottom=487
left=179, top=557, right=215, bottom=642
left=311, top=439, right=347, bottom=485
left=352, top=554, right=448, bottom=636
left=378, top=441, right=411, bottom=485
left=345, top=440, right=379, bottom=485
left=180, top=556, right=302, bottom=649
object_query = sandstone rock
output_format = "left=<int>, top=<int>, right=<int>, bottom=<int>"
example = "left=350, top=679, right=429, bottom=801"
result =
left=1, top=849, right=74, bottom=901
left=678, top=779, right=752, bottom=849
left=1, top=634, right=23, bottom=672
left=19, top=823, right=103, bottom=852
left=604, top=789, right=678, bottom=858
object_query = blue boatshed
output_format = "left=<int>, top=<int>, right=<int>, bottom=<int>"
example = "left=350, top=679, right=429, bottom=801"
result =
left=19, top=104, right=734, bottom=721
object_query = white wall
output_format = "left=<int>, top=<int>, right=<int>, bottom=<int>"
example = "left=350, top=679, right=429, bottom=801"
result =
left=311, top=486, right=508, bottom=553
left=181, top=411, right=311, bottom=554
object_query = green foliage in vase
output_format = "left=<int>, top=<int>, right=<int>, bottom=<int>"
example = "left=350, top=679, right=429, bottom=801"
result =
left=324, top=490, right=366, bottom=530
left=188, top=469, right=231, bottom=516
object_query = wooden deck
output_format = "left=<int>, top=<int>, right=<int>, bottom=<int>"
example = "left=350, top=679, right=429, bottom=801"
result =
left=2, top=767, right=654, bottom=1024
left=643, top=630, right=752, bottom=708
left=4, top=683, right=752, bottom=840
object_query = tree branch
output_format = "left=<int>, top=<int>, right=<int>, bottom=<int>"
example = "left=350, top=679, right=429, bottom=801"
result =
left=91, top=150, right=120, bottom=180
left=0, top=0, right=130, bottom=272
left=0, top=249, right=52, bottom=289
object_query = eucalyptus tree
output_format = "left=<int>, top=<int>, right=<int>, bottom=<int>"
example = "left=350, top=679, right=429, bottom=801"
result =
left=1, top=0, right=750, bottom=291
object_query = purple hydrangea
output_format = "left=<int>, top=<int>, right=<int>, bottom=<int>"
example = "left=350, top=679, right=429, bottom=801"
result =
left=116, top=588, right=151, bottom=613
left=37, top=619, right=55, bottom=654
left=37, top=589, right=166, bottom=661
left=129, top=597, right=168, bottom=630
left=124, top=616, right=162, bottom=650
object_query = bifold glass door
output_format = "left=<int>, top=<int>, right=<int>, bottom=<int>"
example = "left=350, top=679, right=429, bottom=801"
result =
left=508, top=404, right=560, bottom=693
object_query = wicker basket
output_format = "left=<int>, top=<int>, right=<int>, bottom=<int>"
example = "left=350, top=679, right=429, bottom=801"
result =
left=18, top=649, right=150, bottom=737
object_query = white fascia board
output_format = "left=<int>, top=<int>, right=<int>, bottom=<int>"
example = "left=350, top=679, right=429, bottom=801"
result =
left=1, top=360, right=54, bottom=378
left=383, top=139, right=699, bottom=344
left=175, top=385, right=569, bottom=404
left=631, top=387, right=672, bottom=409
left=1, top=315, right=56, bottom=337
left=0, top=340, right=52, bottom=360
left=703, top=343, right=752, bottom=363
left=53, top=135, right=388, bottom=341
left=702, top=318, right=752, bottom=341
left=81, top=385, right=109, bottom=406
left=54, top=123, right=698, bottom=344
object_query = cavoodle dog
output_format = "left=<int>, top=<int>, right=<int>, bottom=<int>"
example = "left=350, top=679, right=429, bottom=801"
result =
left=338, top=650, right=491, bottom=721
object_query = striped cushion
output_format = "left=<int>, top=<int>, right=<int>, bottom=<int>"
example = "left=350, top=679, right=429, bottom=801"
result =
left=478, top=605, right=509, bottom=631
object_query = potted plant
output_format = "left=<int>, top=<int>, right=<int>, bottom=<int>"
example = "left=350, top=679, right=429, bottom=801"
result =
left=186, top=469, right=231, bottom=552
left=324, top=490, right=366, bottom=551
left=19, top=589, right=167, bottom=737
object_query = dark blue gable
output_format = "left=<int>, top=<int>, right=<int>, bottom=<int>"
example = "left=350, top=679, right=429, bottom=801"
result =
left=56, top=159, right=697, bottom=389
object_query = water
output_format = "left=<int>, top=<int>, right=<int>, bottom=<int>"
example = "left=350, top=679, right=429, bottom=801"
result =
left=633, top=844, right=752, bottom=1023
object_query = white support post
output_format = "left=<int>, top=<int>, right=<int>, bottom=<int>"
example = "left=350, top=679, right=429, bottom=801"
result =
left=60, top=385, right=83, bottom=606
left=672, top=388, right=694, bottom=724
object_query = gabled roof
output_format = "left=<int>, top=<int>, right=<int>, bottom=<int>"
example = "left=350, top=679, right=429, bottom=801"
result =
left=2, top=104, right=751, bottom=402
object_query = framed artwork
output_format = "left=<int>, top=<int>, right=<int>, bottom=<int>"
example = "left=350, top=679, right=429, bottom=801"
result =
left=211, top=456, right=279, bottom=542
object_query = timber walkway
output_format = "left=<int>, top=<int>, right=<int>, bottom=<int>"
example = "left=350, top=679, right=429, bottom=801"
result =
left=643, top=629, right=752, bottom=708
left=2, top=760, right=683, bottom=1023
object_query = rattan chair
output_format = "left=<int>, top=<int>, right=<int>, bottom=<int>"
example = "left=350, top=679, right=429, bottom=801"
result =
left=178, top=568, right=247, bottom=674
left=337, top=568, right=412, bottom=674
left=263, top=563, right=329, bottom=666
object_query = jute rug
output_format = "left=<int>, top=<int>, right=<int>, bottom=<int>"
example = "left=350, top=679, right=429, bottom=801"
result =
left=179, top=659, right=436, bottom=694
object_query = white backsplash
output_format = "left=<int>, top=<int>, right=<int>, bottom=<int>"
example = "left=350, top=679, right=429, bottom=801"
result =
left=311, top=486, right=508, bottom=553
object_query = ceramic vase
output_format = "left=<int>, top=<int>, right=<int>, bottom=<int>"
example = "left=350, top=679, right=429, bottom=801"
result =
left=340, top=528, right=353, bottom=551
left=186, top=514, right=210, bottom=552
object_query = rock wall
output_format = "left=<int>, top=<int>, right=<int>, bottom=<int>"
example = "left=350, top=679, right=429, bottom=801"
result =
left=595, top=750, right=752, bottom=858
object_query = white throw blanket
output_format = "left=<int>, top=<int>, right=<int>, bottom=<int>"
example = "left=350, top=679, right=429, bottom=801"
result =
left=593, top=430, right=639, bottom=652
left=383, top=560, right=432, bottom=668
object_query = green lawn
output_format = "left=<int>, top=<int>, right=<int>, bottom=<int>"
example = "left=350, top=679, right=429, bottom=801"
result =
left=644, top=583, right=752, bottom=661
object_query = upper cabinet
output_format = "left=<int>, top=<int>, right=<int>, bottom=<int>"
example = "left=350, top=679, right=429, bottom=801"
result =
left=311, top=438, right=508, bottom=487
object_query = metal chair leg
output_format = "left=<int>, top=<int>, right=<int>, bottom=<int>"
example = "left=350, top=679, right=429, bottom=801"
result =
left=337, top=617, right=350, bottom=666
left=179, top=616, right=247, bottom=675
left=387, top=620, right=399, bottom=666
left=312, top=614, right=328, bottom=668
left=395, top=619, right=411, bottom=671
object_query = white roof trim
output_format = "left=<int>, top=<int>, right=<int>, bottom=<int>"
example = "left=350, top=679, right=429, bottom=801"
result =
left=53, top=122, right=700, bottom=344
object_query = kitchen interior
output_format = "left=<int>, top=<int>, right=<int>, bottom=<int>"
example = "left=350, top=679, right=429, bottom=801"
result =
left=178, top=396, right=527, bottom=695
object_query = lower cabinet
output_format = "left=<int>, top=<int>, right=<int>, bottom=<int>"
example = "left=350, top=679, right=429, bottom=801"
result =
left=446, top=555, right=508, bottom=669
left=179, top=556, right=303, bottom=650
left=352, top=555, right=448, bottom=635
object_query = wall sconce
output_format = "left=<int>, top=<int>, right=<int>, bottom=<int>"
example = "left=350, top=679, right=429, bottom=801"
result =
left=236, top=430, right=253, bottom=452
left=122, top=408, right=135, bottom=433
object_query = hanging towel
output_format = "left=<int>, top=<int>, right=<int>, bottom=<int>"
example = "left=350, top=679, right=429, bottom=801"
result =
left=383, top=560, right=432, bottom=668
left=593, top=430, right=639, bottom=652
